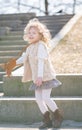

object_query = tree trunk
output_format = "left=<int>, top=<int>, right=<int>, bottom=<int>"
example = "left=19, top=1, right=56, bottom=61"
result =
left=73, top=0, right=76, bottom=14
left=44, top=0, right=49, bottom=15
left=17, top=0, right=21, bottom=12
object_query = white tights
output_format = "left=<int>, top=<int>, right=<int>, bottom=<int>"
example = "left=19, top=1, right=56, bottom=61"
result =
left=35, top=88, right=58, bottom=114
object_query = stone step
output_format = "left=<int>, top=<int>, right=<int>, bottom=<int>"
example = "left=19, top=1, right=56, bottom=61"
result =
left=48, top=19, right=73, bottom=25
left=9, top=29, right=60, bottom=38
left=3, top=74, right=82, bottom=97
left=0, top=56, right=18, bottom=63
left=0, top=70, right=3, bottom=72
left=0, top=13, right=36, bottom=20
left=22, top=20, right=70, bottom=27
left=9, top=31, right=23, bottom=35
left=0, top=120, right=82, bottom=129
left=40, top=18, right=71, bottom=24
left=0, top=14, right=72, bottom=21
left=0, top=19, right=69, bottom=30
left=37, top=15, right=73, bottom=20
left=0, top=27, right=11, bottom=36
left=0, top=28, right=57, bottom=39
left=0, top=35, right=23, bottom=40
left=22, top=15, right=73, bottom=24
left=0, top=20, right=22, bottom=28
left=12, top=24, right=64, bottom=32
left=0, top=97, right=81, bottom=123
left=0, top=72, right=5, bottom=80
left=9, top=29, right=55, bottom=35
left=0, top=45, right=26, bottom=51
left=0, top=19, right=66, bottom=27
left=0, top=81, right=3, bottom=92
left=0, top=67, right=5, bottom=72
left=0, top=50, right=20, bottom=56
left=0, top=40, right=26, bottom=45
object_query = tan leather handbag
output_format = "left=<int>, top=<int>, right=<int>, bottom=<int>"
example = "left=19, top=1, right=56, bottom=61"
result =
left=0, top=44, right=30, bottom=77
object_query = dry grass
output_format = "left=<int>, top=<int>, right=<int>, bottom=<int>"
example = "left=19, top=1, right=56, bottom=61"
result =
left=50, top=17, right=82, bottom=74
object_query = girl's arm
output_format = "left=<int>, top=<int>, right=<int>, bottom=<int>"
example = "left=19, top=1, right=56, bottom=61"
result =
left=38, top=59, right=44, bottom=77
left=35, top=59, right=44, bottom=86
left=16, top=52, right=26, bottom=65
left=35, top=43, right=48, bottom=86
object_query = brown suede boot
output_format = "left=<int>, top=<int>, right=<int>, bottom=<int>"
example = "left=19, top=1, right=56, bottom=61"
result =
left=39, top=111, right=52, bottom=129
left=52, top=109, right=63, bottom=128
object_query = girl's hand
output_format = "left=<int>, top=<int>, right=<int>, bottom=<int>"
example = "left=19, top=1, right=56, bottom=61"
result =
left=35, top=77, right=43, bottom=86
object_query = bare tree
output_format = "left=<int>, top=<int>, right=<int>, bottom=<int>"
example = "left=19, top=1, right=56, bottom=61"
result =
left=17, top=0, right=21, bottom=12
left=0, top=0, right=81, bottom=15
left=44, top=0, right=49, bottom=15
left=73, top=0, right=76, bottom=14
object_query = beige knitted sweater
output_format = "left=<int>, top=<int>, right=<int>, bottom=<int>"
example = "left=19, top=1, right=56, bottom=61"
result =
left=22, top=41, right=56, bottom=83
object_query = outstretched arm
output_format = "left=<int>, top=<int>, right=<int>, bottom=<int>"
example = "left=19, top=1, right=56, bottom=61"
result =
left=0, top=52, right=26, bottom=77
left=16, top=52, right=26, bottom=65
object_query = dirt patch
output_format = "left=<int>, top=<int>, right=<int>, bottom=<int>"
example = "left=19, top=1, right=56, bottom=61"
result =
left=50, top=17, right=82, bottom=74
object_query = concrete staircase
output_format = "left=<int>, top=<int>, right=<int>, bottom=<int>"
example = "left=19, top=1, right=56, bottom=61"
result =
left=0, top=74, right=81, bottom=123
left=0, top=13, right=82, bottom=125
left=0, top=14, right=73, bottom=76
left=0, top=13, right=73, bottom=89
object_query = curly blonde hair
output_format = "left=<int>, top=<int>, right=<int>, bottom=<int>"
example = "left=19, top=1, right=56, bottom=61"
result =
left=23, top=18, right=51, bottom=46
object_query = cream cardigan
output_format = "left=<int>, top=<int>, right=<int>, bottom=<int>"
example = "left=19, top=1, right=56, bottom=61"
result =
left=22, top=41, right=56, bottom=83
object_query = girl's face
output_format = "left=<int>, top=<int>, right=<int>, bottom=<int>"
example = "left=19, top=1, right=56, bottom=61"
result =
left=27, top=27, right=41, bottom=44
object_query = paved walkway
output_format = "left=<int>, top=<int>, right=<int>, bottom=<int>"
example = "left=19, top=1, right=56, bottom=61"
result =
left=0, top=120, right=82, bottom=130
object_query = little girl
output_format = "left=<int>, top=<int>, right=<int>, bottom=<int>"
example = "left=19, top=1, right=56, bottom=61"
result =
left=21, top=18, right=63, bottom=128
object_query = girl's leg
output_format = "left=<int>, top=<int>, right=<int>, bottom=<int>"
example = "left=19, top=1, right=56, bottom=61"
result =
left=42, top=88, right=58, bottom=112
left=35, top=88, right=48, bottom=114
left=42, top=88, right=63, bottom=128
left=35, top=88, right=52, bottom=128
